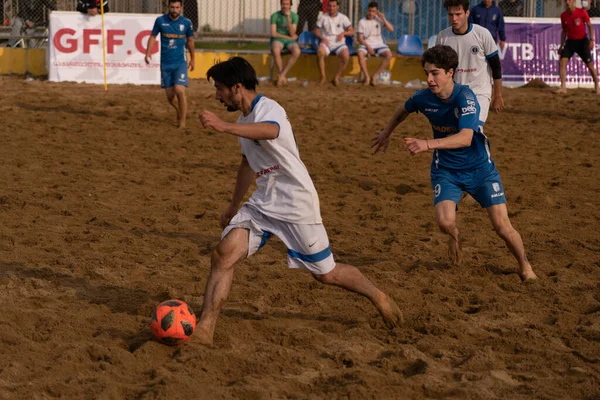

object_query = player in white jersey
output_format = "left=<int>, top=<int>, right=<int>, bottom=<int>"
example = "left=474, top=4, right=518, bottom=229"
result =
left=357, top=2, right=394, bottom=86
left=436, top=0, right=504, bottom=126
left=314, top=0, right=355, bottom=86
left=197, top=57, right=402, bottom=345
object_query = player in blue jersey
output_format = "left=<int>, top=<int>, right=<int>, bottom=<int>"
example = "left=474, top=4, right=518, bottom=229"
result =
left=372, top=45, right=537, bottom=282
left=145, top=0, right=195, bottom=129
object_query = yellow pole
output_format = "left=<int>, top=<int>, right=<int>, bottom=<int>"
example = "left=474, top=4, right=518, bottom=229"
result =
left=100, top=0, right=108, bottom=91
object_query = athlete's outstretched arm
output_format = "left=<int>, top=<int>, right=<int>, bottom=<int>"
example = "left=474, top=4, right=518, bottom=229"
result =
left=404, top=128, right=474, bottom=155
left=200, top=110, right=279, bottom=140
left=220, top=157, right=255, bottom=228
left=371, top=104, right=410, bottom=154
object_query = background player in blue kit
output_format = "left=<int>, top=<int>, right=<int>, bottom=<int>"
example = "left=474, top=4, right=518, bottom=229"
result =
left=372, top=45, right=537, bottom=282
left=145, top=0, right=195, bottom=129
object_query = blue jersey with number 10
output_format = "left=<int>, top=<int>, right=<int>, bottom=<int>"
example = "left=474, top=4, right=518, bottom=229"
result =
left=152, top=14, right=194, bottom=66
left=404, top=83, right=493, bottom=172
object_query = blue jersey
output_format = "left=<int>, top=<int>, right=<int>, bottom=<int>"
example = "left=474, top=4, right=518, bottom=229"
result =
left=151, top=14, right=194, bottom=66
left=404, top=83, right=493, bottom=172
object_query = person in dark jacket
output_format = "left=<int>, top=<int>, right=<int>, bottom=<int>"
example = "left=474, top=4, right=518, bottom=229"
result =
left=469, top=0, right=506, bottom=48
left=296, top=0, right=322, bottom=34
left=77, top=0, right=110, bottom=16
left=7, top=0, right=56, bottom=47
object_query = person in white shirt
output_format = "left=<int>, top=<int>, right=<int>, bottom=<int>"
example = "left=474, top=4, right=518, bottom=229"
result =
left=313, top=0, right=355, bottom=85
left=436, top=0, right=504, bottom=126
left=197, top=57, right=403, bottom=346
left=357, top=2, right=394, bottom=86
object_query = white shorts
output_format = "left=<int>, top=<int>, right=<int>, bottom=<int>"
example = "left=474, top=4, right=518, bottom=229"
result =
left=476, top=94, right=490, bottom=126
left=222, top=205, right=336, bottom=275
left=320, top=42, right=348, bottom=56
left=357, top=45, right=391, bottom=57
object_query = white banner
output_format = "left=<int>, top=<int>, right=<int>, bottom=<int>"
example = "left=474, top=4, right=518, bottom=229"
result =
left=48, top=12, right=162, bottom=85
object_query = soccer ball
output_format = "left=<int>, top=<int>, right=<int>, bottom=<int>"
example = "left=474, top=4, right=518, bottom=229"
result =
left=151, top=299, right=196, bottom=346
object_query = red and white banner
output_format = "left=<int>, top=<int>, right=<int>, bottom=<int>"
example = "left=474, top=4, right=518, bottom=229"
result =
left=48, top=11, right=161, bottom=84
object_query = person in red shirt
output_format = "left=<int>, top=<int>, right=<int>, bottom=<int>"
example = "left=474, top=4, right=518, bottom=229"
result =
left=556, top=0, right=598, bottom=94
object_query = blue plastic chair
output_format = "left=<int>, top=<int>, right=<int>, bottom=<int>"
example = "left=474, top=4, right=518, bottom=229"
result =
left=397, top=34, right=424, bottom=56
left=345, top=35, right=356, bottom=56
left=298, top=31, right=319, bottom=54
left=427, top=35, right=437, bottom=49
left=297, top=31, right=356, bottom=55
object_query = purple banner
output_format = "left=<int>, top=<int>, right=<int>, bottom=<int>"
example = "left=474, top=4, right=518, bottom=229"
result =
left=501, top=17, right=600, bottom=87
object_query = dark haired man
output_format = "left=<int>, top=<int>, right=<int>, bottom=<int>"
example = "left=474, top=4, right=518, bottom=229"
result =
left=555, top=0, right=599, bottom=94
left=372, top=45, right=537, bottom=283
left=196, top=57, right=403, bottom=345
left=270, top=0, right=301, bottom=86
left=145, top=0, right=195, bottom=128
left=313, top=0, right=355, bottom=85
left=469, top=0, right=506, bottom=48
left=436, top=0, right=503, bottom=128
left=357, top=2, right=394, bottom=86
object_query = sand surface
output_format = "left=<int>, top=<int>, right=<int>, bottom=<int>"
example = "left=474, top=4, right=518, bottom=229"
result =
left=0, top=76, right=599, bottom=399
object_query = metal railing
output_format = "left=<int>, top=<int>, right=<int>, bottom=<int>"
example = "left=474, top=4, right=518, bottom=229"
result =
left=1, top=0, right=167, bottom=47
left=195, top=0, right=593, bottom=41
left=54, top=0, right=164, bottom=13
left=2, top=0, right=597, bottom=47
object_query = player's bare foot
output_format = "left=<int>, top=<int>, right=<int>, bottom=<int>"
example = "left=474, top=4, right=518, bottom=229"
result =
left=363, top=77, right=371, bottom=86
left=374, top=294, right=403, bottom=329
left=448, top=235, right=462, bottom=266
left=277, top=76, right=287, bottom=87
left=595, top=87, right=600, bottom=95
left=319, top=78, right=327, bottom=86
left=178, top=122, right=186, bottom=129
left=370, top=79, right=377, bottom=87
left=332, top=78, right=340, bottom=86
left=554, top=87, right=567, bottom=94
left=519, top=265, right=538, bottom=282
left=194, top=326, right=214, bottom=346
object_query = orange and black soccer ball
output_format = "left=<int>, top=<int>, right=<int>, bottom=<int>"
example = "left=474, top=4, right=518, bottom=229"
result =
left=151, top=300, right=196, bottom=346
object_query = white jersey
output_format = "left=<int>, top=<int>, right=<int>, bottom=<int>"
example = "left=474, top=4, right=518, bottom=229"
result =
left=436, top=23, right=498, bottom=99
left=357, top=17, right=386, bottom=48
left=236, top=95, right=322, bottom=224
left=316, top=12, right=352, bottom=50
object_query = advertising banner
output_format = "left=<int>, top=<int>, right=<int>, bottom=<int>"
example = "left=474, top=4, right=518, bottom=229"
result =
left=48, top=12, right=161, bottom=84
left=502, top=17, right=600, bottom=87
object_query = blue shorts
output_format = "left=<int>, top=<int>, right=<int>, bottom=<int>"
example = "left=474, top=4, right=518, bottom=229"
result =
left=431, top=165, right=506, bottom=208
left=161, top=62, right=188, bottom=89
left=357, top=45, right=391, bottom=57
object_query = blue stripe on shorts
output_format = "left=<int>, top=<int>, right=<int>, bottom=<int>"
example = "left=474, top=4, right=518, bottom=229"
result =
left=287, top=246, right=332, bottom=263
